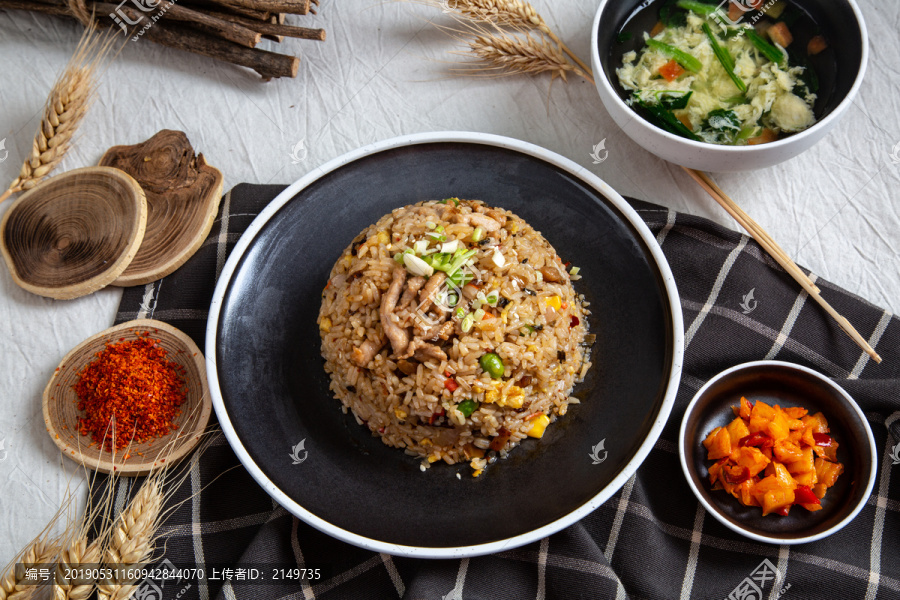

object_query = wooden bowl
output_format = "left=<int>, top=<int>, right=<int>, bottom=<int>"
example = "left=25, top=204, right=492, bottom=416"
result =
left=0, top=166, right=146, bottom=300
left=43, top=319, right=211, bottom=476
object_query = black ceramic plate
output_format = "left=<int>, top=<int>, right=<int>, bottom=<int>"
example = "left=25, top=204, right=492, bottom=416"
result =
left=680, top=360, right=876, bottom=544
left=207, top=133, right=684, bottom=557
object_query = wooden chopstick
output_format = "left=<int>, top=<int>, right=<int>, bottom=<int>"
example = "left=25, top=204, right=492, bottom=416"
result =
left=682, top=167, right=882, bottom=364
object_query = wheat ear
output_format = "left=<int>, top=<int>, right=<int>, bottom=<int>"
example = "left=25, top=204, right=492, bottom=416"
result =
left=446, top=0, right=594, bottom=79
left=96, top=479, right=164, bottom=600
left=0, top=530, right=65, bottom=600
left=0, top=21, right=117, bottom=205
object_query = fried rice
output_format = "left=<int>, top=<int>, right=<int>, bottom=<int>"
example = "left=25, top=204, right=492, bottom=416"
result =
left=318, top=199, right=592, bottom=475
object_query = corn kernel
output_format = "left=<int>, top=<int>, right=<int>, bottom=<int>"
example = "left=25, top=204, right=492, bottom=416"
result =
left=376, top=230, right=390, bottom=245
left=394, top=408, right=408, bottom=419
left=526, top=345, right=538, bottom=353
left=508, top=222, right=519, bottom=234
left=341, top=254, right=353, bottom=268
left=420, top=438, right=432, bottom=446
left=319, top=317, right=332, bottom=332
left=484, top=389, right=500, bottom=404
left=472, top=468, right=483, bottom=477
left=526, top=414, right=551, bottom=438
left=427, top=455, right=439, bottom=463
left=544, top=295, right=562, bottom=311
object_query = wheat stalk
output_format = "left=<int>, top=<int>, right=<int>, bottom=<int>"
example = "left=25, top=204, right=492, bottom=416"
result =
left=463, top=30, right=586, bottom=80
left=95, top=479, right=163, bottom=600
left=0, top=528, right=65, bottom=600
left=0, top=21, right=118, bottom=205
left=443, top=0, right=594, bottom=80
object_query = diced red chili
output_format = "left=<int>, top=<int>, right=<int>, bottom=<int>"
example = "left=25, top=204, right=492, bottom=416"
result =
left=774, top=506, right=791, bottom=516
left=813, top=432, right=832, bottom=446
left=429, top=407, right=446, bottom=425
left=794, top=485, right=820, bottom=505
left=739, top=432, right=774, bottom=449
left=444, top=378, right=459, bottom=392
left=723, top=465, right=751, bottom=485
left=570, top=315, right=580, bottom=328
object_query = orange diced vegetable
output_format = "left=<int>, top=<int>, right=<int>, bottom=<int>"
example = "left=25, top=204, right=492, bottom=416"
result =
left=650, top=21, right=666, bottom=38
left=808, top=35, right=828, bottom=56
left=677, top=113, right=693, bottom=131
left=728, top=3, right=742, bottom=23
left=786, top=447, right=815, bottom=475
left=815, top=457, right=844, bottom=488
left=783, top=406, right=808, bottom=419
left=704, top=396, right=843, bottom=517
left=749, top=400, right=775, bottom=433
left=762, top=488, right=795, bottom=516
left=766, top=407, right=790, bottom=440
left=773, top=439, right=803, bottom=463
left=736, top=446, right=770, bottom=478
left=727, top=417, right=751, bottom=446
left=708, top=427, right=733, bottom=460
left=659, top=59, right=686, bottom=82
left=738, top=396, right=753, bottom=420
left=768, top=22, right=793, bottom=47
left=748, top=128, right=778, bottom=145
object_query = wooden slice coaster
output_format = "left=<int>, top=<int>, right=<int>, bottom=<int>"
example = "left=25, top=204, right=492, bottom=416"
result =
left=0, top=166, right=147, bottom=300
left=43, top=319, right=212, bottom=476
left=99, top=130, right=224, bottom=287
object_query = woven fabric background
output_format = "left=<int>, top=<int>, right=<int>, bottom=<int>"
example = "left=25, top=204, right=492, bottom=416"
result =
left=109, top=184, right=900, bottom=600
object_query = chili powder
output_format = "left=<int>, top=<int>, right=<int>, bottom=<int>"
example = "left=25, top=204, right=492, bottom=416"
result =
left=74, top=333, right=186, bottom=452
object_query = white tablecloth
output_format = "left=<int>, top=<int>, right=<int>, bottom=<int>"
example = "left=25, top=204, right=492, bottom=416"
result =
left=1, top=0, right=897, bottom=563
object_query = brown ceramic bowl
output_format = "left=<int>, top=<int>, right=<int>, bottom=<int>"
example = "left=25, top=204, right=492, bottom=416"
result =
left=43, top=319, right=211, bottom=475
left=679, top=360, right=876, bottom=544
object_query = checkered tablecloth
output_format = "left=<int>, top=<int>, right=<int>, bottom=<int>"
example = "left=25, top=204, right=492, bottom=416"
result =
left=109, top=184, right=900, bottom=600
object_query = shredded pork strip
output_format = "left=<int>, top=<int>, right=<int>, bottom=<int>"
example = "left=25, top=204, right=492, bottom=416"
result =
left=381, top=267, right=410, bottom=356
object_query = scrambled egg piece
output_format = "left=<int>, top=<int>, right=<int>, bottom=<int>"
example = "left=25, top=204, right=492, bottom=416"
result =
left=616, top=13, right=816, bottom=144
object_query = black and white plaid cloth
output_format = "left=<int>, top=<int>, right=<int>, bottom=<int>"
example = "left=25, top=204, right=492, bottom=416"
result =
left=109, top=184, right=900, bottom=600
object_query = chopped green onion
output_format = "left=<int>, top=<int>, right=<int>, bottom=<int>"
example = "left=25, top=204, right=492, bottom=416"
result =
left=427, top=232, right=447, bottom=242
left=471, top=227, right=484, bottom=243
left=441, top=240, right=460, bottom=254
left=441, top=197, right=460, bottom=206
left=448, top=270, right=474, bottom=288
left=457, top=399, right=479, bottom=418
left=646, top=39, right=703, bottom=73
left=425, top=221, right=436, bottom=230
left=413, top=240, right=429, bottom=255
left=455, top=306, right=466, bottom=319
left=461, top=313, right=475, bottom=333
left=473, top=308, right=485, bottom=322
left=745, top=29, right=786, bottom=65
left=445, top=249, right=478, bottom=277
left=447, top=293, right=459, bottom=307
left=435, top=225, right=445, bottom=233
left=472, top=298, right=484, bottom=310
left=393, top=253, right=404, bottom=263
left=569, top=266, right=580, bottom=276
left=519, top=325, right=536, bottom=336
left=485, top=290, right=500, bottom=306
left=702, top=23, right=747, bottom=93
left=675, top=0, right=720, bottom=16
left=403, top=253, right=434, bottom=277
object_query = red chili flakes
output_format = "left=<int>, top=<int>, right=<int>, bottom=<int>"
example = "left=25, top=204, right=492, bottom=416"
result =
left=74, top=334, right=186, bottom=453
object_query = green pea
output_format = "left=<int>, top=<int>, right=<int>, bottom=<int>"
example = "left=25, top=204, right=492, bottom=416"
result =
left=457, top=399, right=479, bottom=418
left=479, top=353, right=505, bottom=379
